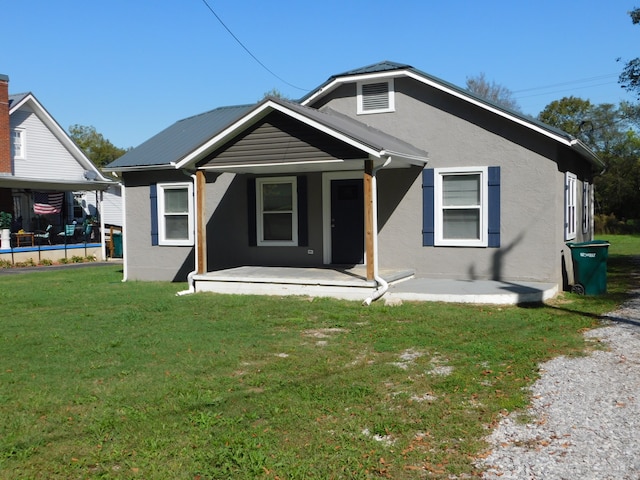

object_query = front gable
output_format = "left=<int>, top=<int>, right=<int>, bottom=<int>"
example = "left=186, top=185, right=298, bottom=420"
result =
left=4, top=92, right=112, bottom=190
left=199, top=110, right=366, bottom=172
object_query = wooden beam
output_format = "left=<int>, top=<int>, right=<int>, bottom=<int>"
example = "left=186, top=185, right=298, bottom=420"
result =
left=364, top=160, right=375, bottom=281
left=196, top=170, right=207, bottom=274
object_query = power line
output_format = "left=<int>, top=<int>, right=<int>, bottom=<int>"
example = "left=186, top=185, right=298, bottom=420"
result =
left=515, top=81, right=621, bottom=100
left=513, top=73, right=619, bottom=94
left=199, top=0, right=309, bottom=92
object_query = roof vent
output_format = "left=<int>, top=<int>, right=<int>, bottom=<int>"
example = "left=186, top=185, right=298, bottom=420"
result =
left=358, top=79, right=395, bottom=114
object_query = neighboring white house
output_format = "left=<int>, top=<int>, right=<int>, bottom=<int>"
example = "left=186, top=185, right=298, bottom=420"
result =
left=0, top=73, right=118, bottom=256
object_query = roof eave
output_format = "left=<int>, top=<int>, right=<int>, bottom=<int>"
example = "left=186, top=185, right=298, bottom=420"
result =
left=0, top=175, right=114, bottom=191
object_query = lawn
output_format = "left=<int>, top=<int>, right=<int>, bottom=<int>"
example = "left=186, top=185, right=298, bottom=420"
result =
left=0, top=235, right=637, bottom=479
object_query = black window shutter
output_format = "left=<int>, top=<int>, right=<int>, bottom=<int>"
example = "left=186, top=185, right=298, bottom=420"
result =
left=150, top=183, right=159, bottom=246
left=247, top=178, right=257, bottom=246
left=487, top=166, right=501, bottom=248
left=422, top=169, right=435, bottom=246
left=297, top=176, right=308, bottom=247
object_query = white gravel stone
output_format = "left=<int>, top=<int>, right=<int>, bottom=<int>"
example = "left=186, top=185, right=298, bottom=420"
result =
left=478, top=287, right=640, bottom=479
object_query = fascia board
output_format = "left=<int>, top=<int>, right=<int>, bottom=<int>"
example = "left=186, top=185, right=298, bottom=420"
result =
left=174, top=105, right=274, bottom=169
left=103, top=164, right=175, bottom=173
left=401, top=70, right=579, bottom=147
left=176, top=100, right=383, bottom=170
left=301, top=70, right=405, bottom=107
left=267, top=102, right=381, bottom=158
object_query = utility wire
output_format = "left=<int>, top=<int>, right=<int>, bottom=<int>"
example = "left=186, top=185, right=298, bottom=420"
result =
left=513, top=73, right=619, bottom=94
left=199, top=0, right=309, bottom=92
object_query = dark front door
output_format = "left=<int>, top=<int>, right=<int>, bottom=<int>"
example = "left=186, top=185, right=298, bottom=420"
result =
left=330, top=179, right=364, bottom=265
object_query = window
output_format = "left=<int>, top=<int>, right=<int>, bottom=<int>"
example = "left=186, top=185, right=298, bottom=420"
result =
left=582, top=182, right=590, bottom=234
left=565, top=172, right=577, bottom=240
left=156, top=182, right=194, bottom=246
left=256, top=177, right=298, bottom=246
left=357, top=79, right=395, bottom=114
left=434, top=167, right=488, bottom=246
left=11, top=129, right=25, bottom=159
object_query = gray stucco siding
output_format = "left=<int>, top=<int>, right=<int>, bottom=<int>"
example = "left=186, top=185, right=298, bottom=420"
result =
left=315, top=78, right=594, bottom=285
left=123, top=170, right=196, bottom=281
left=203, top=172, right=326, bottom=270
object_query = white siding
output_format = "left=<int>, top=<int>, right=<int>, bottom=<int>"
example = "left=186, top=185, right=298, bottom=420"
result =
left=102, top=185, right=123, bottom=226
left=10, top=105, right=86, bottom=182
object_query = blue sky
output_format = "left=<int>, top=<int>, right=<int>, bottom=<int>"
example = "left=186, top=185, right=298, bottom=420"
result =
left=4, top=1, right=638, bottom=149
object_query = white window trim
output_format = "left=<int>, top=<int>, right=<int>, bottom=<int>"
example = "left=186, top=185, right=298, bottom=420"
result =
left=434, top=166, right=488, bottom=247
left=357, top=78, right=395, bottom=114
left=565, top=172, right=577, bottom=240
left=256, top=176, right=298, bottom=247
left=157, top=182, right=194, bottom=246
left=12, top=129, right=25, bottom=160
left=582, top=181, right=590, bottom=235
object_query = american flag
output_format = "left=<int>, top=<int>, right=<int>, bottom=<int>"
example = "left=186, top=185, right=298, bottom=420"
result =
left=33, top=192, right=64, bottom=215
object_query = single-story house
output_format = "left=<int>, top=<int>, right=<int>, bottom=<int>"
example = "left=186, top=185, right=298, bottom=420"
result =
left=0, top=74, right=116, bottom=260
left=105, top=61, right=602, bottom=302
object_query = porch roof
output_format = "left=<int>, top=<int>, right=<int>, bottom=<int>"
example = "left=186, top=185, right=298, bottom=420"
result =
left=176, top=97, right=429, bottom=174
left=0, top=175, right=114, bottom=191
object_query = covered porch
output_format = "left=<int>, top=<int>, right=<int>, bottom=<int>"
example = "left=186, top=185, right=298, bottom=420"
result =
left=177, top=97, right=430, bottom=302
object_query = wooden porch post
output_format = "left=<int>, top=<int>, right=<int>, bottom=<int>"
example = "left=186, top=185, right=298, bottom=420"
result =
left=364, top=159, right=375, bottom=281
left=196, top=170, right=207, bottom=274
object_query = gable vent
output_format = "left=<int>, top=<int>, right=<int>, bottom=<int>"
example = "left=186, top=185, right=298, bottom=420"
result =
left=362, top=82, right=389, bottom=110
left=358, top=79, right=394, bottom=114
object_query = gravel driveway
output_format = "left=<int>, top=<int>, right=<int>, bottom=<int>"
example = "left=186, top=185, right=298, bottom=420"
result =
left=478, top=284, right=640, bottom=479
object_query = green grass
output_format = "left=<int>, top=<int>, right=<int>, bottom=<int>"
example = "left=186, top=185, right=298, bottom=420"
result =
left=0, top=237, right=638, bottom=479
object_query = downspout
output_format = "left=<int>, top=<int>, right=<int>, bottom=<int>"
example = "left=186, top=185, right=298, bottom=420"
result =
left=98, top=190, right=106, bottom=261
left=120, top=182, right=128, bottom=281
left=176, top=172, right=198, bottom=296
left=363, top=156, right=392, bottom=306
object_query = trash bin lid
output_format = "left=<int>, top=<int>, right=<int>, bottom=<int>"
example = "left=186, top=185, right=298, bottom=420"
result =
left=566, top=240, right=610, bottom=248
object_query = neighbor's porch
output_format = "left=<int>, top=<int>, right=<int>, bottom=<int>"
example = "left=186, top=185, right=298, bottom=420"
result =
left=0, top=242, right=103, bottom=265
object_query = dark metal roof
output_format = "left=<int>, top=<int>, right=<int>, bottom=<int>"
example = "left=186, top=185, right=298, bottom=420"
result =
left=8, top=93, right=30, bottom=109
left=106, top=104, right=253, bottom=169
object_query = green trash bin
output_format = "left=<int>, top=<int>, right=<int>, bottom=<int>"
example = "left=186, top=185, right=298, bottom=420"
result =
left=566, top=240, right=610, bottom=295
left=112, top=232, right=123, bottom=258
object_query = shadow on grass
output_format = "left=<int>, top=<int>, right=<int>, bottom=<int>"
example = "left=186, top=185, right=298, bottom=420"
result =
left=520, top=255, right=640, bottom=328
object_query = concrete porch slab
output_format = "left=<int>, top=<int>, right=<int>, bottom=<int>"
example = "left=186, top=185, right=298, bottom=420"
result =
left=387, top=277, right=558, bottom=305
left=193, top=266, right=558, bottom=305
left=193, top=266, right=414, bottom=301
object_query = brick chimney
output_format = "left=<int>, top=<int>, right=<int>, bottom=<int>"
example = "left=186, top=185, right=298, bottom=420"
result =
left=0, top=74, right=10, bottom=174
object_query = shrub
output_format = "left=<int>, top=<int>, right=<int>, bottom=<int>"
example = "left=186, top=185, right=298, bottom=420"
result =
left=594, top=214, right=640, bottom=235
left=38, top=259, right=53, bottom=266
left=0, top=259, right=12, bottom=269
left=15, top=258, right=36, bottom=268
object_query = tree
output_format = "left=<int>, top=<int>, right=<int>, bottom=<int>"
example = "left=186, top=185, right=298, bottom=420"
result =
left=538, top=96, right=592, bottom=138
left=619, top=8, right=640, bottom=99
left=538, top=97, right=640, bottom=220
left=465, top=73, right=521, bottom=111
left=68, top=124, right=127, bottom=169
